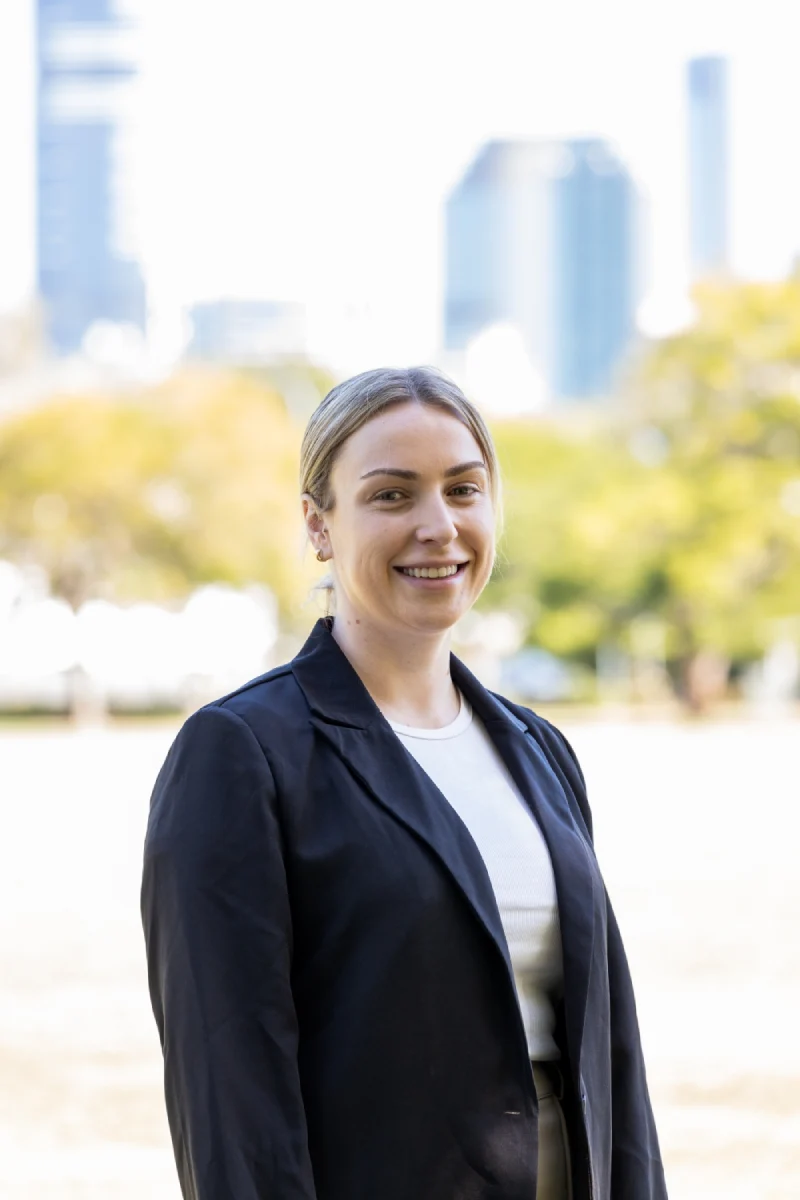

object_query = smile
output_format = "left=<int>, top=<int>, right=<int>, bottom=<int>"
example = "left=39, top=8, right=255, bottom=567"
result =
left=396, top=563, right=466, bottom=579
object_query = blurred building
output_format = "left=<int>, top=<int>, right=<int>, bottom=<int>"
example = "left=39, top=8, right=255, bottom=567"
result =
left=36, top=0, right=146, bottom=355
left=444, top=139, right=638, bottom=402
left=186, top=299, right=308, bottom=364
left=687, top=55, right=730, bottom=278
left=552, top=140, right=638, bottom=398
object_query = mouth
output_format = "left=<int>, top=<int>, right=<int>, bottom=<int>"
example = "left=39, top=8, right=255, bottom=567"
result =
left=394, top=562, right=469, bottom=581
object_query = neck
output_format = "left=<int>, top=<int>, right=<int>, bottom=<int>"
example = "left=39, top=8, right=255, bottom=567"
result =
left=330, top=613, right=460, bottom=728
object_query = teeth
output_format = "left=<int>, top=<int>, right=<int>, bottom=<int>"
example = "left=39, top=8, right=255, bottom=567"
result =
left=401, top=564, right=460, bottom=578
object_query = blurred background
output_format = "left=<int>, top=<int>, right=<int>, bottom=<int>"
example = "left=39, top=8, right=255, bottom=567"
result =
left=0, top=0, right=798, bottom=1196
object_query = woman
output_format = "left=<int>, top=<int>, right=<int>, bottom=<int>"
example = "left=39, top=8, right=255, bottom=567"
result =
left=141, top=366, right=667, bottom=1200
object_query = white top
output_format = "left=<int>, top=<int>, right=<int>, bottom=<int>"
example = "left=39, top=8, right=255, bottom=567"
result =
left=389, top=693, right=564, bottom=1061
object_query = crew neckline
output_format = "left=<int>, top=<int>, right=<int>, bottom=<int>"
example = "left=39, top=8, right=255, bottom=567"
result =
left=388, top=691, right=473, bottom=740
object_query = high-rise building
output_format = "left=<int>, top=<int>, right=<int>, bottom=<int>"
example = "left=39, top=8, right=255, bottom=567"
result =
left=687, top=55, right=730, bottom=278
left=36, top=0, right=146, bottom=355
left=552, top=140, right=637, bottom=399
left=444, top=142, right=554, bottom=393
left=444, top=138, right=637, bottom=402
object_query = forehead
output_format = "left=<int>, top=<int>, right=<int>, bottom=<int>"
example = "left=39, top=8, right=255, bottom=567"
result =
left=336, top=402, right=484, bottom=475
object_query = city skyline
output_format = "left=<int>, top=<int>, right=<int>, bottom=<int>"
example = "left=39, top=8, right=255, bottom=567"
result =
left=2, top=1, right=799, bottom=372
left=445, top=138, right=637, bottom=401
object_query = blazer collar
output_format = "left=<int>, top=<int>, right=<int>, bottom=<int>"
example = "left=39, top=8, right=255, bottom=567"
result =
left=292, top=618, right=597, bottom=1076
left=291, top=617, right=527, bottom=735
left=291, top=617, right=388, bottom=728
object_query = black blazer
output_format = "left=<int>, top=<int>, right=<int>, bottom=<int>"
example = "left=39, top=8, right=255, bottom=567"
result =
left=141, top=617, right=667, bottom=1200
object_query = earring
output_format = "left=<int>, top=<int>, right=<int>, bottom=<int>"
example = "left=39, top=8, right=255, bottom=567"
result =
left=316, top=548, right=325, bottom=562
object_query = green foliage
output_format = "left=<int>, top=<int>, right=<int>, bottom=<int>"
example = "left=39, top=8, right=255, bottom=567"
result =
left=623, top=277, right=800, bottom=661
left=0, top=369, right=303, bottom=613
left=2, top=276, right=799, bottom=699
left=485, top=276, right=800, bottom=680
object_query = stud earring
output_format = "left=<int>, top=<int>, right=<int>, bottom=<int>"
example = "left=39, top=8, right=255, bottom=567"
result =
left=316, top=548, right=326, bottom=562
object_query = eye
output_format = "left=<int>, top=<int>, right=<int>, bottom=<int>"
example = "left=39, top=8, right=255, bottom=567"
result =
left=449, top=483, right=480, bottom=497
left=374, top=489, right=407, bottom=503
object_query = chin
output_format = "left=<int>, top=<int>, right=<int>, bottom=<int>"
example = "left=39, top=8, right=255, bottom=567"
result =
left=401, top=604, right=467, bottom=635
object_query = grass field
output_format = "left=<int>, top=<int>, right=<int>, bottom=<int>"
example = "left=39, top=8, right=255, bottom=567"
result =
left=1, top=715, right=797, bottom=1198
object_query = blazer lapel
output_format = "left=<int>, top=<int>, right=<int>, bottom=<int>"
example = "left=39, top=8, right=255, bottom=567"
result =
left=451, top=657, right=599, bottom=1074
left=310, top=715, right=517, bottom=987
left=292, top=619, right=598, bottom=1073
left=291, top=621, right=519, bottom=1002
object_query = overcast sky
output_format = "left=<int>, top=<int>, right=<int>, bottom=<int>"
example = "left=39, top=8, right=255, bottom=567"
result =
left=1, top=0, right=799, bottom=366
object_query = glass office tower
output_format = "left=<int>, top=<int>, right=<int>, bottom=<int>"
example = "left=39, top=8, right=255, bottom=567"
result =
left=445, top=138, right=636, bottom=401
left=36, top=0, right=146, bottom=354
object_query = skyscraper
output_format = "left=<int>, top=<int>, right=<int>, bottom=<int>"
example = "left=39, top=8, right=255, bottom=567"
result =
left=687, top=56, right=730, bottom=278
left=444, top=138, right=637, bottom=402
left=36, top=0, right=146, bottom=355
left=552, top=140, right=637, bottom=399
left=444, top=142, right=554, bottom=392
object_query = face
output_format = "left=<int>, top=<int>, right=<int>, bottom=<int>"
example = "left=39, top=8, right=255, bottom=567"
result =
left=303, top=402, right=496, bottom=639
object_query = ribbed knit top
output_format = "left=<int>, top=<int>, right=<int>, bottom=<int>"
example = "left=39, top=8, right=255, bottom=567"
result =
left=388, top=692, right=564, bottom=1060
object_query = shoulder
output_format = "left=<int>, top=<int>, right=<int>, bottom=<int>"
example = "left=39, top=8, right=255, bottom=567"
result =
left=160, top=661, right=313, bottom=784
left=210, top=661, right=308, bottom=731
left=488, top=689, right=593, bottom=842
left=185, top=657, right=311, bottom=746
left=147, top=663, right=311, bottom=839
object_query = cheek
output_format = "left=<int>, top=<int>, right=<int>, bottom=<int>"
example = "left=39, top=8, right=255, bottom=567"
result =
left=473, top=524, right=496, bottom=584
left=367, top=515, right=408, bottom=555
left=348, top=519, right=400, bottom=578
left=468, top=510, right=496, bottom=554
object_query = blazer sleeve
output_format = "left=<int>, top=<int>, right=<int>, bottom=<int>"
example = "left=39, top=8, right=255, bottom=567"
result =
left=141, top=704, right=318, bottom=1200
left=604, top=897, right=668, bottom=1198
left=547, top=721, right=668, bottom=1199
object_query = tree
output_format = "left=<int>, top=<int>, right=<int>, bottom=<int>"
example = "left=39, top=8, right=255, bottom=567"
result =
left=620, top=277, right=800, bottom=703
left=486, top=276, right=800, bottom=708
left=0, top=369, right=305, bottom=614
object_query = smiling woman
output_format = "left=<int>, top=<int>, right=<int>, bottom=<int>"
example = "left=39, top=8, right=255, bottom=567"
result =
left=141, top=366, right=668, bottom=1200
left=300, top=368, right=501, bottom=645
left=301, top=397, right=496, bottom=695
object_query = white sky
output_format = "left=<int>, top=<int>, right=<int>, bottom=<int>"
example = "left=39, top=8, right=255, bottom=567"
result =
left=1, top=0, right=799, bottom=367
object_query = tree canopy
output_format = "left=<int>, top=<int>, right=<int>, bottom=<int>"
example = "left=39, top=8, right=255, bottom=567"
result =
left=483, top=276, right=800, bottom=699
left=2, top=279, right=799, bottom=706
left=0, top=370, right=305, bottom=613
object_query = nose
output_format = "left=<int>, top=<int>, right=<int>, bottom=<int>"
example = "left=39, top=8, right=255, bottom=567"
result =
left=414, top=491, right=458, bottom=546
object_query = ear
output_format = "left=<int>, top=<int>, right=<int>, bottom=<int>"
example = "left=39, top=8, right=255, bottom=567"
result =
left=301, top=494, right=327, bottom=552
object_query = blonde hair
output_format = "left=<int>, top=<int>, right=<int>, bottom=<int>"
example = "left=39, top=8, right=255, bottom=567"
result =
left=300, top=366, right=502, bottom=607
left=301, top=365, right=501, bottom=510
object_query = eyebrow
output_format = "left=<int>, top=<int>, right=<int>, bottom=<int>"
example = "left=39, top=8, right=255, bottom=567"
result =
left=359, top=460, right=487, bottom=481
